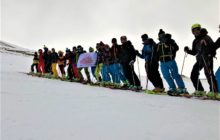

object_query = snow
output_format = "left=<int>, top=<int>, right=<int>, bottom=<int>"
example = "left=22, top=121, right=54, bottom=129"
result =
left=1, top=45, right=220, bottom=140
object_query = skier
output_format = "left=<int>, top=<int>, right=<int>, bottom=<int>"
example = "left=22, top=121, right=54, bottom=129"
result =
left=89, top=47, right=97, bottom=81
left=47, top=50, right=52, bottom=74
left=111, top=38, right=129, bottom=87
left=95, top=42, right=103, bottom=83
left=31, top=52, right=39, bottom=73
left=51, top=48, right=59, bottom=78
left=101, top=44, right=113, bottom=85
left=58, top=51, right=66, bottom=78
left=71, top=46, right=79, bottom=80
left=65, top=48, right=74, bottom=80
left=214, top=25, right=220, bottom=93
left=156, top=29, right=188, bottom=95
left=184, top=24, right=218, bottom=96
left=136, top=34, right=164, bottom=93
left=76, top=45, right=91, bottom=83
left=119, top=36, right=141, bottom=90
left=37, top=49, right=45, bottom=74
left=43, top=45, right=50, bottom=73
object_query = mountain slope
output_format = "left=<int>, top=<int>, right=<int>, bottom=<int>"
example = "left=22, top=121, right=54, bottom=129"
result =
left=0, top=41, right=34, bottom=56
left=1, top=42, right=219, bottom=140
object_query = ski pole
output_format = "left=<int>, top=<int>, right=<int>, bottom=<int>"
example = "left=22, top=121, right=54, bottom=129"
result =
left=130, top=64, right=136, bottom=86
left=145, top=62, right=149, bottom=90
left=181, top=51, right=187, bottom=76
left=196, top=57, right=201, bottom=91
left=201, top=55, right=217, bottom=93
left=136, top=57, right=141, bottom=85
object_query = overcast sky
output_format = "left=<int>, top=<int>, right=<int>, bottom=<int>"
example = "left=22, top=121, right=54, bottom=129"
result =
left=1, top=0, right=220, bottom=77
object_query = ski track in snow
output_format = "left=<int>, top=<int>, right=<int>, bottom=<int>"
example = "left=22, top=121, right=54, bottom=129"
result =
left=1, top=49, right=220, bottom=140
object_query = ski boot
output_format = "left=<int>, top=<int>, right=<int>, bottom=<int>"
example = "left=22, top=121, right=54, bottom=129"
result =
left=215, top=94, right=220, bottom=101
left=167, top=88, right=178, bottom=96
left=176, top=88, right=192, bottom=98
left=206, top=92, right=217, bottom=100
left=120, top=83, right=130, bottom=90
left=192, top=91, right=206, bottom=97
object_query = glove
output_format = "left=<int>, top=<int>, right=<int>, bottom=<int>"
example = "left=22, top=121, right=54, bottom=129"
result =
left=129, top=60, right=135, bottom=66
left=184, top=46, right=189, bottom=53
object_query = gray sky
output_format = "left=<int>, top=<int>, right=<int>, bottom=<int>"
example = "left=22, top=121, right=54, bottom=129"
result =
left=1, top=0, right=220, bottom=77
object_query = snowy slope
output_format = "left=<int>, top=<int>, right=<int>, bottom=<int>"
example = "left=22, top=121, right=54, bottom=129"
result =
left=0, top=41, right=34, bottom=56
left=1, top=43, right=220, bottom=140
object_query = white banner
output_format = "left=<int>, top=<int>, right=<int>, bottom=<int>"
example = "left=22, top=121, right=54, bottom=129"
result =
left=77, top=52, right=97, bottom=68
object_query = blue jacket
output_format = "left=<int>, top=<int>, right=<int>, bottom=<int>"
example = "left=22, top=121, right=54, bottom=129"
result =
left=137, top=38, right=157, bottom=62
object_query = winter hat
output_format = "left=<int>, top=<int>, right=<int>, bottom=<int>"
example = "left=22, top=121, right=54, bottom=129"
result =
left=158, top=29, right=165, bottom=37
left=38, top=49, right=43, bottom=53
left=191, top=23, right=201, bottom=30
left=100, top=41, right=104, bottom=46
left=72, top=46, right=76, bottom=50
left=66, top=48, right=70, bottom=52
left=89, top=47, right=94, bottom=52
left=141, top=34, right=148, bottom=41
left=120, top=36, right=127, bottom=40
left=112, top=38, right=117, bottom=43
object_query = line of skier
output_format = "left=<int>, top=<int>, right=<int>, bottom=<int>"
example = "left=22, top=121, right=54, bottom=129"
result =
left=31, top=24, right=220, bottom=96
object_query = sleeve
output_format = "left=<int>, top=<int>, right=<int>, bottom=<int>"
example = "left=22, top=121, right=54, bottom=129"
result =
left=187, top=41, right=197, bottom=56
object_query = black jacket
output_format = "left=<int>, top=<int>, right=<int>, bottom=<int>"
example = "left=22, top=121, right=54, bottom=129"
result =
left=51, top=52, right=58, bottom=63
left=188, top=32, right=215, bottom=61
left=118, top=41, right=136, bottom=64
left=111, top=44, right=121, bottom=63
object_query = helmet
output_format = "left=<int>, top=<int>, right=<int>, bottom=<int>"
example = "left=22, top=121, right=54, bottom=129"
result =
left=191, top=24, right=201, bottom=30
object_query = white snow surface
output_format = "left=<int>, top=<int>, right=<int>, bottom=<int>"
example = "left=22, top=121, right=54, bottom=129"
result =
left=1, top=45, right=220, bottom=140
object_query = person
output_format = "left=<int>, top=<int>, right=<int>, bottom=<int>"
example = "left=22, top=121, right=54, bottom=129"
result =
left=184, top=24, right=218, bottom=95
left=37, top=49, right=45, bottom=74
left=58, top=51, right=66, bottom=78
left=51, top=48, right=59, bottom=78
left=156, top=29, right=188, bottom=95
left=119, top=36, right=141, bottom=90
left=136, top=34, right=164, bottom=92
left=71, top=47, right=79, bottom=80
left=43, top=45, right=50, bottom=73
left=65, top=48, right=74, bottom=80
left=89, top=47, right=97, bottom=81
left=216, top=67, right=220, bottom=93
left=101, top=44, right=113, bottom=85
left=111, top=38, right=129, bottom=86
left=31, top=52, right=39, bottom=73
left=214, top=25, right=220, bottom=93
left=76, top=45, right=91, bottom=83
left=95, top=42, right=103, bottom=83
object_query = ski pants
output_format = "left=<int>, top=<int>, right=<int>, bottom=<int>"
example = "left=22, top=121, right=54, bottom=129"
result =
left=146, top=61, right=164, bottom=89
left=72, top=64, right=79, bottom=79
left=101, top=64, right=111, bottom=82
left=52, top=63, right=58, bottom=77
left=67, top=64, right=73, bottom=80
left=31, top=63, right=39, bottom=73
left=45, top=62, right=51, bottom=73
left=59, top=64, right=65, bottom=77
left=121, top=63, right=140, bottom=86
left=78, top=67, right=91, bottom=82
left=215, top=67, right=220, bottom=93
left=109, top=63, right=127, bottom=84
left=190, top=57, right=218, bottom=92
left=95, top=63, right=103, bottom=82
left=38, top=62, right=45, bottom=73
left=160, top=60, right=185, bottom=89
left=91, top=66, right=96, bottom=79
